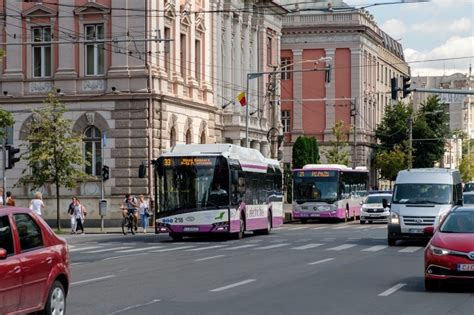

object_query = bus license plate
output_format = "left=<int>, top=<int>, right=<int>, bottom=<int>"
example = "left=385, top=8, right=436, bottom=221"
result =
left=183, top=227, right=199, bottom=232
left=457, top=264, right=474, bottom=271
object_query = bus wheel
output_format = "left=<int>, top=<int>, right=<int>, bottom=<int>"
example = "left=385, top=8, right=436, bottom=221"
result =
left=235, top=216, right=245, bottom=239
left=170, top=234, right=183, bottom=242
left=261, top=213, right=272, bottom=235
left=301, top=218, right=308, bottom=224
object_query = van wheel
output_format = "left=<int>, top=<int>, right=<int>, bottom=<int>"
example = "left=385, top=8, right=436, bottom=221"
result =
left=44, top=280, right=66, bottom=315
left=360, top=220, right=366, bottom=224
left=170, top=234, right=183, bottom=242
left=388, top=237, right=397, bottom=246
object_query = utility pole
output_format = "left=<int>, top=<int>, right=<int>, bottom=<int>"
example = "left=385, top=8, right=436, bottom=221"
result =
left=408, top=115, right=413, bottom=169
left=351, top=100, right=357, bottom=168
left=270, top=66, right=279, bottom=159
left=1, top=129, right=6, bottom=205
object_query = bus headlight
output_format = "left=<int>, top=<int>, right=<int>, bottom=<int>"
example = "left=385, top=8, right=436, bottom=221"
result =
left=389, top=212, right=400, bottom=225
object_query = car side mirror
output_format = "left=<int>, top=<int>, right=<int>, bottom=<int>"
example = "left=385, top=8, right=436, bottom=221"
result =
left=0, top=248, right=7, bottom=260
left=423, top=226, right=435, bottom=235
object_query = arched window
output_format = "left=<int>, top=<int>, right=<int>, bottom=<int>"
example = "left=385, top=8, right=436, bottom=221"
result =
left=170, top=127, right=177, bottom=147
left=200, top=131, right=206, bottom=144
left=185, top=129, right=192, bottom=144
left=84, top=126, right=102, bottom=176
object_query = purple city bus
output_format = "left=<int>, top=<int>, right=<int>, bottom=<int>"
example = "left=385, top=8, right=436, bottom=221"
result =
left=292, top=164, right=369, bottom=222
left=154, top=144, right=283, bottom=241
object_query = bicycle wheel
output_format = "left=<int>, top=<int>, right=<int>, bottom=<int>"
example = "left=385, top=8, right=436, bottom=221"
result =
left=122, top=217, right=128, bottom=235
left=129, top=216, right=135, bottom=235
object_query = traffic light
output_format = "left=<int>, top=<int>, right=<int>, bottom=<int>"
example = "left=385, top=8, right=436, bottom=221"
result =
left=402, top=76, right=412, bottom=98
left=6, top=146, right=20, bottom=169
left=101, top=165, right=109, bottom=181
left=390, top=77, right=398, bottom=100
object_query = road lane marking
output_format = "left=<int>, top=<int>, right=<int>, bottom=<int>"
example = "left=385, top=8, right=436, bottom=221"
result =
left=102, top=253, right=149, bottom=261
left=326, top=244, right=357, bottom=251
left=307, top=258, right=335, bottom=266
left=398, top=247, right=423, bottom=253
left=117, top=246, right=164, bottom=253
left=292, top=243, right=323, bottom=250
left=371, top=225, right=387, bottom=229
left=289, top=227, right=308, bottom=230
left=210, top=279, right=256, bottom=292
left=353, top=226, right=369, bottom=230
left=321, top=238, right=336, bottom=241
left=85, top=247, right=131, bottom=254
left=223, top=244, right=257, bottom=250
left=312, top=227, right=327, bottom=230
left=69, top=246, right=101, bottom=253
left=186, top=245, right=227, bottom=251
left=255, top=243, right=290, bottom=250
left=151, top=246, right=195, bottom=252
left=194, top=255, right=226, bottom=262
left=348, top=237, right=361, bottom=240
left=378, top=283, right=407, bottom=296
left=362, top=245, right=388, bottom=252
left=71, top=275, right=116, bottom=287
left=110, top=299, right=161, bottom=314
left=332, top=225, right=351, bottom=230
left=269, top=238, right=288, bottom=243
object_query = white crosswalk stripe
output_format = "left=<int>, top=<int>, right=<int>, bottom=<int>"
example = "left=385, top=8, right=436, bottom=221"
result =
left=326, top=244, right=357, bottom=251
left=69, top=246, right=102, bottom=253
left=186, top=245, right=227, bottom=251
left=85, top=247, right=132, bottom=254
left=288, top=227, right=308, bottom=231
left=311, top=227, right=327, bottom=230
left=398, top=247, right=423, bottom=253
left=362, top=245, right=387, bottom=252
left=117, top=246, right=164, bottom=253
left=332, top=225, right=351, bottom=230
left=223, top=244, right=258, bottom=250
left=255, top=243, right=290, bottom=250
left=292, top=243, right=323, bottom=250
left=151, top=246, right=196, bottom=252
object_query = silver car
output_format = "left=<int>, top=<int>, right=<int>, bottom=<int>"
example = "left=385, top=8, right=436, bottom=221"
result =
left=360, top=193, right=392, bottom=224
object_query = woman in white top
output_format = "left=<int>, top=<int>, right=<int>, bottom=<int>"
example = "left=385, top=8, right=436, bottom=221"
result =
left=30, top=191, right=45, bottom=216
left=138, top=194, right=149, bottom=233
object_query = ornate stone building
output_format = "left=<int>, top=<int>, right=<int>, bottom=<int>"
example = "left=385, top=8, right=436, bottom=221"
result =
left=279, top=0, right=410, bottom=185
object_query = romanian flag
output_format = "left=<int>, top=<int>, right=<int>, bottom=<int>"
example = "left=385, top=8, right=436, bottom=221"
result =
left=237, top=92, right=247, bottom=106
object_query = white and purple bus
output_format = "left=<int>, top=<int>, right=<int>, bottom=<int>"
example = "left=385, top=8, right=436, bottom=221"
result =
left=292, top=164, right=369, bottom=222
left=154, top=144, right=283, bottom=241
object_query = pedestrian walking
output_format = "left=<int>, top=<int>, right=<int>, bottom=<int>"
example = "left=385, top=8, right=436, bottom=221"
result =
left=6, top=191, right=16, bottom=206
left=67, top=197, right=77, bottom=234
left=73, top=198, right=87, bottom=235
left=138, top=194, right=150, bottom=234
left=29, top=191, right=45, bottom=216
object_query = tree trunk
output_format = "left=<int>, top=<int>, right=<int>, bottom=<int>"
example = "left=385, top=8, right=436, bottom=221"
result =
left=56, top=183, right=61, bottom=231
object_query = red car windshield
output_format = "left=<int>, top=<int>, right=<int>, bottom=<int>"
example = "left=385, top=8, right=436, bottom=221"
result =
left=440, top=212, right=474, bottom=233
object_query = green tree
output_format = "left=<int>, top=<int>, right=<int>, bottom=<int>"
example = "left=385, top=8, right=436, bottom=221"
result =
left=412, top=95, right=450, bottom=168
left=324, top=120, right=350, bottom=165
left=292, top=136, right=320, bottom=169
left=17, top=91, right=89, bottom=230
left=375, top=102, right=412, bottom=152
left=374, top=145, right=408, bottom=181
left=0, top=109, right=15, bottom=138
left=459, top=153, right=474, bottom=182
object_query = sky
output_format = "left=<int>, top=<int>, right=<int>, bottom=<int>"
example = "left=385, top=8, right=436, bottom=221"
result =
left=344, top=0, right=474, bottom=77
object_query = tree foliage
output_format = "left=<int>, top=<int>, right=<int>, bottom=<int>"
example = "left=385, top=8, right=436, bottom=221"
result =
left=17, top=91, right=90, bottom=230
left=292, top=136, right=320, bottom=169
left=375, top=145, right=408, bottom=181
left=324, top=120, right=350, bottom=166
left=459, top=153, right=474, bottom=182
left=375, top=102, right=412, bottom=152
left=0, top=108, right=15, bottom=138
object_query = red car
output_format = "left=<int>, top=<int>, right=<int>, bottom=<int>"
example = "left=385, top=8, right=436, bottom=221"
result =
left=0, top=207, right=70, bottom=314
left=424, top=206, right=474, bottom=290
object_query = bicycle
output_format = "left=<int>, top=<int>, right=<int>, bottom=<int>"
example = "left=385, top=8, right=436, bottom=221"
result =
left=122, top=209, right=136, bottom=235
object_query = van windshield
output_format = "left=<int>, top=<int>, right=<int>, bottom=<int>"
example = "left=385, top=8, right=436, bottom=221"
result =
left=392, top=184, right=451, bottom=204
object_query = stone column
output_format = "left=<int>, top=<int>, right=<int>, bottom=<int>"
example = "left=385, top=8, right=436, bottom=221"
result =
left=55, top=0, right=76, bottom=78
left=224, top=13, right=232, bottom=102
left=4, top=0, right=23, bottom=80
left=324, top=48, right=336, bottom=141
left=291, top=49, right=304, bottom=138
left=350, top=48, right=362, bottom=165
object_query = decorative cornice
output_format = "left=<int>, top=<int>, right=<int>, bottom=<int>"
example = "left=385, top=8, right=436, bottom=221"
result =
left=73, top=2, right=110, bottom=16
left=22, top=4, right=57, bottom=18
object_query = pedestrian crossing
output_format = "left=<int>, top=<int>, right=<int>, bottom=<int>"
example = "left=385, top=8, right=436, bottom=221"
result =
left=68, top=239, right=425, bottom=258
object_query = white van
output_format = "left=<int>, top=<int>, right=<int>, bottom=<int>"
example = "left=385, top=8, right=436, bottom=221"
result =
left=387, top=168, right=462, bottom=246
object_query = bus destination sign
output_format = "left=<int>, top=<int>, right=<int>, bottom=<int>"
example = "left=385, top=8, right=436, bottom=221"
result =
left=163, top=157, right=214, bottom=167
left=296, top=171, right=336, bottom=177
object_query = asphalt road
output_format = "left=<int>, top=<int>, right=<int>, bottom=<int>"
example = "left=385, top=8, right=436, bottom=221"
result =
left=64, top=222, right=474, bottom=315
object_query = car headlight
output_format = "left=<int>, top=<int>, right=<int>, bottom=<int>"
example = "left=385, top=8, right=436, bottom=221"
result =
left=361, top=207, right=367, bottom=213
left=429, top=245, right=450, bottom=256
left=389, top=212, right=399, bottom=224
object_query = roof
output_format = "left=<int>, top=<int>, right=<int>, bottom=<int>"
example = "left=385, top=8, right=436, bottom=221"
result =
left=0, top=206, right=33, bottom=215
left=294, top=164, right=368, bottom=172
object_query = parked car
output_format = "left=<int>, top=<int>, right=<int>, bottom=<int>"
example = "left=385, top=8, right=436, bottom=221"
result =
left=463, top=191, right=474, bottom=205
left=0, top=207, right=70, bottom=314
left=463, top=182, right=474, bottom=192
left=423, top=206, right=474, bottom=291
left=360, top=193, right=392, bottom=224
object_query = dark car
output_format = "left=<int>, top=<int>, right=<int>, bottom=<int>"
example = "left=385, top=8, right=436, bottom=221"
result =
left=423, top=206, right=474, bottom=290
left=463, top=182, right=474, bottom=192
left=0, top=207, right=70, bottom=314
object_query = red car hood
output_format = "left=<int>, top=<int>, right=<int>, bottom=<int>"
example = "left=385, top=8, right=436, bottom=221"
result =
left=432, top=232, right=474, bottom=253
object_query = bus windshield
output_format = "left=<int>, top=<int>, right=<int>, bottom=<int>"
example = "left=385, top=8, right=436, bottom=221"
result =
left=293, top=171, right=338, bottom=204
left=158, top=156, right=230, bottom=212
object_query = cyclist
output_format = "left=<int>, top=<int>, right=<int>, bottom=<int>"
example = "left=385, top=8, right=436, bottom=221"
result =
left=121, top=194, right=139, bottom=231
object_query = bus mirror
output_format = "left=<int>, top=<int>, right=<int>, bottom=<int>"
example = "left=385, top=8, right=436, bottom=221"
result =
left=231, top=171, right=239, bottom=185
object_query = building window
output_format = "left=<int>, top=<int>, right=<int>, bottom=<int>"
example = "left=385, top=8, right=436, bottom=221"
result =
left=282, top=110, right=291, bottom=133
left=200, top=131, right=206, bottom=144
left=267, top=37, right=272, bottom=65
left=84, top=126, right=102, bottom=176
left=164, top=27, right=171, bottom=73
left=32, top=27, right=51, bottom=78
left=195, top=39, right=201, bottom=82
left=85, top=24, right=105, bottom=76
left=180, top=34, right=187, bottom=77
left=185, top=130, right=192, bottom=144
left=281, top=57, right=292, bottom=80
left=170, top=127, right=177, bottom=147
